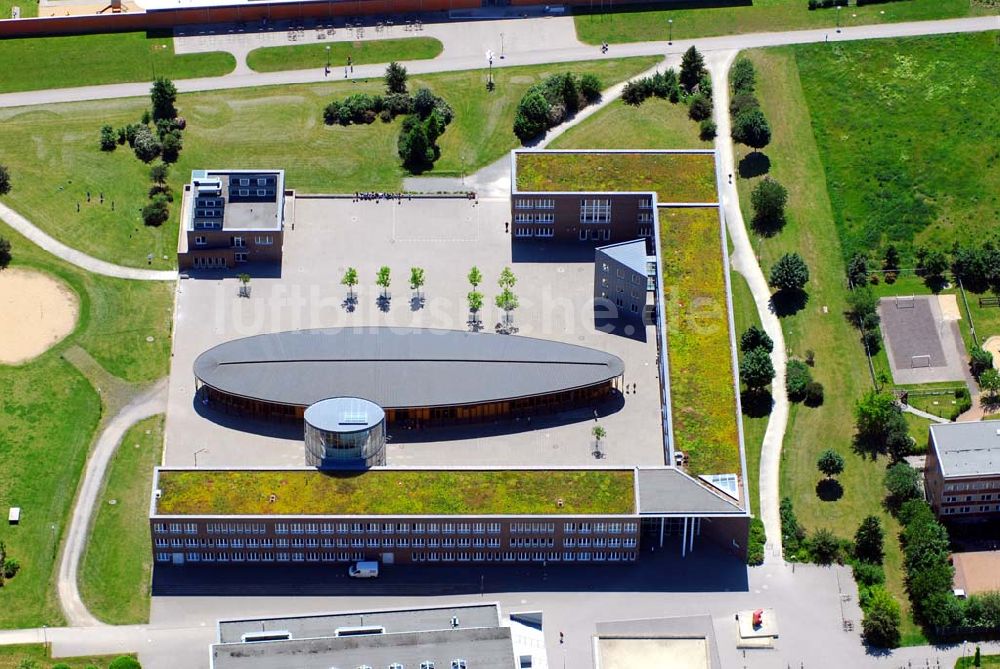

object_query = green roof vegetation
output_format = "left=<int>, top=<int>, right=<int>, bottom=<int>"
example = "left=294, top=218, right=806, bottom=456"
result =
left=660, top=207, right=741, bottom=475
left=156, top=469, right=636, bottom=516
left=515, top=151, right=717, bottom=203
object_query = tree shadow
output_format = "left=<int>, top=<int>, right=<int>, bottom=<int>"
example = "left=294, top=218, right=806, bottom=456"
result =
left=376, top=294, right=391, bottom=313
left=770, top=288, right=809, bottom=317
left=750, top=214, right=785, bottom=238
left=738, top=152, right=771, bottom=179
left=922, top=274, right=949, bottom=294
left=816, top=478, right=844, bottom=502
left=342, top=295, right=357, bottom=312
left=410, top=295, right=424, bottom=312
left=740, top=388, right=773, bottom=418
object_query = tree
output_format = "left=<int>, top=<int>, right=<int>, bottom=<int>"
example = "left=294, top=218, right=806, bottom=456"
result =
left=698, top=118, right=717, bottom=141
left=730, top=56, right=756, bottom=95
left=341, top=267, right=358, bottom=301
left=0, top=236, right=10, bottom=270
left=883, top=244, right=900, bottom=272
left=467, top=266, right=482, bottom=290
left=412, top=88, right=436, bottom=118
left=854, top=515, right=884, bottom=563
left=237, top=273, right=250, bottom=298
left=108, top=658, right=142, bottom=669
left=809, top=528, right=840, bottom=564
left=861, top=586, right=901, bottom=648
left=847, top=252, right=869, bottom=287
left=579, top=73, right=602, bottom=102
left=884, top=462, right=921, bottom=512
left=785, top=359, right=812, bottom=402
left=150, top=162, right=169, bottom=186
left=160, top=131, right=182, bottom=163
left=0, top=164, right=12, bottom=195
left=971, top=345, right=994, bottom=379
left=397, top=117, right=434, bottom=169
left=750, top=178, right=788, bottom=233
left=732, top=108, right=772, bottom=152
left=150, top=77, right=177, bottom=121
left=846, top=286, right=880, bottom=329
left=409, top=266, right=425, bottom=301
left=740, top=346, right=774, bottom=390
left=132, top=124, right=161, bottom=163
left=687, top=93, right=712, bottom=121
left=769, top=253, right=809, bottom=292
left=816, top=449, right=845, bottom=478
left=739, top=325, right=773, bottom=354
left=376, top=266, right=391, bottom=298
left=16, top=660, right=39, bottom=669
left=975, top=646, right=982, bottom=667
left=498, top=266, right=517, bottom=290
left=592, top=425, right=606, bottom=442
left=513, top=90, right=551, bottom=141
left=467, top=290, right=484, bottom=326
left=100, top=124, right=117, bottom=151
left=384, top=62, right=408, bottom=95
left=679, top=45, right=706, bottom=93
left=52, top=664, right=71, bottom=669
left=495, top=287, right=519, bottom=329
left=141, top=194, right=170, bottom=226
left=854, top=390, right=911, bottom=461
left=980, top=367, right=1000, bottom=396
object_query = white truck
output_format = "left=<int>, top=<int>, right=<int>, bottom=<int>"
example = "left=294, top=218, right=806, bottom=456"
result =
left=348, top=561, right=379, bottom=578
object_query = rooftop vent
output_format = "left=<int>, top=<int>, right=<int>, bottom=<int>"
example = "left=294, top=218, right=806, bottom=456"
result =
left=556, top=498, right=564, bottom=508
left=268, top=494, right=277, bottom=503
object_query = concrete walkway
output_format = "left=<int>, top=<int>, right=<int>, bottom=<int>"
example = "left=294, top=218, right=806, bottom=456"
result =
left=709, top=50, right=789, bottom=564
left=57, top=379, right=168, bottom=627
left=0, top=15, right=995, bottom=109
left=901, top=403, right=951, bottom=424
left=0, top=202, right=178, bottom=281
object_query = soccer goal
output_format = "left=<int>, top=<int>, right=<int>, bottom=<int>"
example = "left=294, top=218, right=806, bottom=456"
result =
left=911, top=354, right=932, bottom=368
left=896, top=295, right=915, bottom=309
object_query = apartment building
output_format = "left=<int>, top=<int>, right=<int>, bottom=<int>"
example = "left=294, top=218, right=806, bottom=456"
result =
left=925, top=422, right=1000, bottom=521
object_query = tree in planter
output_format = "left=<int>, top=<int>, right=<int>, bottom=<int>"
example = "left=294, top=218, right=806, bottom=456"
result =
left=854, top=515, right=884, bottom=563
left=468, top=266, right=482, bottom=291
left=817, top=449, right=845, bottom=478
left=384, top=62, right=408, bottom=95
left=409, top=267, right=426, bottom=304
left=732, top=108, right=771, bottom=152
left=0, top=164, right=10, bottom=195
left=740, top=347, right=774, bottom=391
left=376, top=266, right=391, bottom=300
left=0, top=236, right=11, bottom=270
left=739, top=325, right=773, bottom=354
left=467, top=290, right=484, bottom=329
left=341, top=267, right=358, bottom=303
left=679, top=45, right=706, bottom=93
left=769, top=253, right=809, bottom=292
left=141, top=194, right=170, bottom=226
left=592, top=425, right=606, bottom=445
left=750, top=177, right=788, bottom=234
left=495, top=287, right=519, bottom=330
left=150, top=77, right=178, bottom=122
left=237, top=273, right=251, bottom=298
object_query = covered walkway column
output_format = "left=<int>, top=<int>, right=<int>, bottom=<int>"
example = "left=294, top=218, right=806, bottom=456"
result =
left=681, top=516, right=689, bottom=557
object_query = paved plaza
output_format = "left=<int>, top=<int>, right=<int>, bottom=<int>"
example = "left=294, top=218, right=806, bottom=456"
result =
left=165, top=195, right=664, bottom=469
left=878, top=295, right=968, bottom=385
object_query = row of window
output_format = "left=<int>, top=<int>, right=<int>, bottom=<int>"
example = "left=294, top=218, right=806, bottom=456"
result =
left=942, top=505, right=1000, bottom=515
left=514, top=198, right=555, bottom=209
left=157, top=537, right=511, bottom=549
left=514, top=213, right=555, bottom=224
left=944, top=481, right=1000, bottom=492
left=580, top=229, right=611, bottom=241
left=155, top=550, right=638, bottom=564
left=514, top=227, right=555, bottom=238
left=943, top=494, right=997, bottom=503
left=155, top=521, right=639, bottom=536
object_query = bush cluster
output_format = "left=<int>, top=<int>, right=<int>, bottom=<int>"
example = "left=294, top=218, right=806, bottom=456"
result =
left=898, top=500, right=964, bottom=629
left=786, top=359, right=824, bottom=406
left=728, top=57, right=771, bottom=152
left=746, top=517, right=766, bottom=566
left=512, top=72, right=602, bottom=142
left=780, top=496, right=807, bottom=560
left=0, top=540, right=20, bottom=587
left=0, top=235, right=11, bottom=270
left=846, top=285, right=882, bottom=354
left=738, top=325, right=774, bottom=392
left=620, top=48, right=712, bottom=138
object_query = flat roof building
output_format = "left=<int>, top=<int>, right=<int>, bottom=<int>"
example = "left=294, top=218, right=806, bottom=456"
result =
left=925, top=422, right=1000, bottom=521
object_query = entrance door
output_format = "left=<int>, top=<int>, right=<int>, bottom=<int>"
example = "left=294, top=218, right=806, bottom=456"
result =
left=381, top=552, right=395, bottom=565
left=172, top=552, right=185, bottom=565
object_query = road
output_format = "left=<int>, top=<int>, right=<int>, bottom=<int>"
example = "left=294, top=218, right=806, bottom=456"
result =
left=57, top=379, right=169, bottom=627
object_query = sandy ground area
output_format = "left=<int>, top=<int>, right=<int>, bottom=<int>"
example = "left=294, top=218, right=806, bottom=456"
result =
left=953, top=550, right=1000, bottom=595
left=0, top=268, right=79, bottom=365
left=938, top=293, right=961, bottom=320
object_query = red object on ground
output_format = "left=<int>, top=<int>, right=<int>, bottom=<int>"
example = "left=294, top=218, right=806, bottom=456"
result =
left=752, top=609, right=763, bottom=627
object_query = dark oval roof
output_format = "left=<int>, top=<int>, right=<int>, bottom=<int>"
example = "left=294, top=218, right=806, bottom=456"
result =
left=194, top=327, right=624, bottom=409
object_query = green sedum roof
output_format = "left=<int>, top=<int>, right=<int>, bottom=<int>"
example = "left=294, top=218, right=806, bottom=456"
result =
left=515, top=151, right=717, bottom=203
left=155, top=469, right=636, bottom=516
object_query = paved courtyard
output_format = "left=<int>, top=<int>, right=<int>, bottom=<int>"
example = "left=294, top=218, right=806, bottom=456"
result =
left=878, top=295, right=969, bottom=385
left=165, top=195, right=664, bottom=469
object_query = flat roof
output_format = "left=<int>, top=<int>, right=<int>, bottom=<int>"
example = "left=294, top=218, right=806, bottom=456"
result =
left=930, top=422, right=1000, bottom=477
left=219, top=603, right=500, bottom=643
left=304, top=396, right=384, bottom=433
left=186, top=169, right=284, bottom=232
left=636, top=469, right=742, bottom=515
left=194, top=327, right=624, bottom=410
left=595, top=614, right=721, bottom=669
left=513, top=150, right=717, bottom=203
left=598, top=239, right=649, bottom=276
left=153, top=468, right=637, bottom=516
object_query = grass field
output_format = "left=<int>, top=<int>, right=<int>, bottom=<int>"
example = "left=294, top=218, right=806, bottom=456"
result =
left=0, top=56, right=656, bottom=270
left=0, top=645, right=131, bottom=669
left=659, top=207, right=740, bottom=475
left=574, top=0, right=983, bottom=45
left=247, top=37, right=443, bottom=72
left=0, top=221, right=173, bottom=629
left=737, top=46, right=925, bottom=643
left=550, top=96, right=711, bottom=150
left=79, top=415, right=163, bottom=625
left=957, top=653, right=1000, bottom=668
left=795, top=32, right=1000, bottom=263
left=0, top=0, right=37, bottom=18
left=0, top=32, right=235, bottom=94
left=730, top=270, right=767, bottom=516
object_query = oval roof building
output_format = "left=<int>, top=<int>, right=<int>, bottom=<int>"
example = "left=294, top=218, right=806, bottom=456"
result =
left=194, top=327, right=624, bottom=423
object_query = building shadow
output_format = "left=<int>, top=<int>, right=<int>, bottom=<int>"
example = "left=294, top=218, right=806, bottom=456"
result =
left=181, top=261, right=283, bottom=280
left=512, top=240, right=597, bottom=264
left=593, top=315, right=649, bottom=343
left=192, top=394, right=304, bottom=441
left=152, top=535, right=748, bottom=597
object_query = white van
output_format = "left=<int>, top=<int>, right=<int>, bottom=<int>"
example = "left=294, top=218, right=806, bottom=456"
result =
left=348, top=561, right=379, bottom=578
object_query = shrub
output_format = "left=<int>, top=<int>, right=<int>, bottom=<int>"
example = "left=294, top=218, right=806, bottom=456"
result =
left=740, top=346, right=774, bottom=390
left=132, top=125, right=161, bottom=163
left=384, top=61, right=408, bottom=94
left=786, top=359, right=812, bottom=401
left=732, top=108, right=772, bottom=151
left=847, top=252, right=869, bottom=287
left=861, top=585, right=901, bottom=648
left=412, top=87, right=436, bottom=118
left=817, top=449, right=845, bottom=478
left=579, top=73, right=602, bottom=102
left=687, top=93, right=712, bottom=121
left=780, top=496, right=806, bottom=556
left=383, top=92, right=414, bottom=117
left=432, top=96, right=454, bottom=125
left=699, top=118, right=716, bottom=141
left=513, top=90, right=552, bottom=141
left=729, top=91, right=760, bottom=118
left=853, top=561, right=885, bottom=588
left=808, top=528, right=841, bottom=564
left=322, top=100, right=341, bottom=125
left=2, top=557, right=19, bottom=579
left=970, top=345, right=994, bottom=379
left=854, top=515, right=884, bottom=564
left=621, top=79, right=651, bottom=106
left=52, top=664, right=71, bottom=669
left=160, top=131, right=182, bottom=163
left=803, top=381, right=824, bottom=407
left=750, top=177, right=788, bottom=234
left=740, top=325, right=773, bottom=354
left=547, top=101, right=567, bottom=127
left=99, top=124, right=117, bottom=151
left=141, top=194, right=170, bottom=227
left=769, top=253, right=809, bottom=292
left=109, top=658, right=142, bottom=669
left=747, top=517, right=766, bottom=566
left=0, top=236, right=11, bottom=270
left=730, top=56, right=756, bottom=95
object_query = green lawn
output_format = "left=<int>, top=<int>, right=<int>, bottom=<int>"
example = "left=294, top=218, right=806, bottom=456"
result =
left=550, top=96, right=711, bottom=150
left=738, top=46, right=925, bottom=643
left=0, top=645, right=132, bottom=669
left=1, top=0, right=37, bottom=18
left=794, top=32, right=1000, bottom=263
left=0, top=56, right=656, bottom=270
left=0, top=221, right=173, bottom=629
left=516, top=151, right=717, bottom=203
left=79, top=415, right=163, bottom=625
left=574, top=0, right=983, bottom=45
left=904, top=412, right=936, bottom=445
left=247, top=37, right=443, bottom=73
left=156, top=469, right=636, bottom=516
left=957, top=653, right=1000, bottom=668
left=658, top=207, right=741, bottom=475
left=730, top=270, right=767, bottom=517
left=0, top=32, right=235, bottom=94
